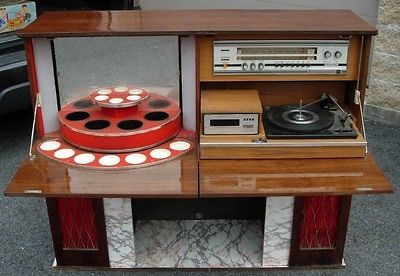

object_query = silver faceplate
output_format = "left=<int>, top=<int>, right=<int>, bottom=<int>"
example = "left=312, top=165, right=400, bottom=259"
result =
left=214, top=40, right=349, bottom=75
left=203, top=113, right=259, bottom=135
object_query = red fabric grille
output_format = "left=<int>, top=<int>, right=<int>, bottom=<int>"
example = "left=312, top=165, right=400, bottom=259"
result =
left=57, top=198, right=99, bottom=249
left=300, top=196, right=341, bottom=248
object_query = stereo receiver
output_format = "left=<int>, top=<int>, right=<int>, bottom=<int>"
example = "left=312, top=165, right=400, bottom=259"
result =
left=213, top=40, right=349, bottom=75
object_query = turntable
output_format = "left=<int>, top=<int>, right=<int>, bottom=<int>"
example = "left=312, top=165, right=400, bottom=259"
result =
left=264, top=94, right=358, bottom=139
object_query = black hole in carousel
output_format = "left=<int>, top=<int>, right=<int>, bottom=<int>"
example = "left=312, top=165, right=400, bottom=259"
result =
left=118, top=120, right=143, bottom=130
left=73, top=99, right=94, bottom=109
left=148, top=99, right=171, bottom=108
left=85, top=120, right=110, bottom=130
left=144, top=111, right=169, bottom=121
left=66, top=111, right=90, bottom=121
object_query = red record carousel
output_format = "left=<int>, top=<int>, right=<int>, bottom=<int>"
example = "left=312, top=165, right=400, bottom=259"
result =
left=37, top=86, right=193, bottom=170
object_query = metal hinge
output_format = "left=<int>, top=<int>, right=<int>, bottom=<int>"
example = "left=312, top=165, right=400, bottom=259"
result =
left=29, top=93, right=41, bottom=160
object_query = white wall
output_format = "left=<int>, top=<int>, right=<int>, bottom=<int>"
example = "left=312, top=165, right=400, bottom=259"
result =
left=140, top=0, right=379, bottom=26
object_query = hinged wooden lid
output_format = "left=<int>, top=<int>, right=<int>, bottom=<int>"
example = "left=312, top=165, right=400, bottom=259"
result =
left=4, top=137, right=198, bottom=198
left=18, top=10, right=378, bottom=38
left=200, top=154, right=394, bottom=197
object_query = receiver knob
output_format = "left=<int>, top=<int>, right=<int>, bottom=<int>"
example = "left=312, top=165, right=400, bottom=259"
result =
left=250, top=63, right=256, bottom=70
left=258, top=63, right=265, bottom=70
left=242, top=63, right=249, bottom=70
left=324, top=51, right=332, bottom=58
left=334, top=51, right=342, bottom=58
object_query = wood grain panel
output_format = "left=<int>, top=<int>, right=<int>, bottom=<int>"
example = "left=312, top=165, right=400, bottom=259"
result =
left=18, top=10, right=377, bottom=38
left=198, top=36, right=361, bottom=82
left=200, top=81, right=347, bottom=108
left=4, top=139, right=198, bottom=198
left=199, top=154, right=394, bottom=197
left=200, top=145, right=366, bottom=159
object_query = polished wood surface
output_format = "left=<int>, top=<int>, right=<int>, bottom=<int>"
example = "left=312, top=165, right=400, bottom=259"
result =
left=5, top=139, right=198, bottom=198
left=198, top=35, right=361, bottom=82
left=18, top=10, right=377, bottom=38
left=199, top=154, right=394, bottom=196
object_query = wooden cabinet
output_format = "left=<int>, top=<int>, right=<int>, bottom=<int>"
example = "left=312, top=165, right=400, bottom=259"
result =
left=4, top=9, right=394, bottom=270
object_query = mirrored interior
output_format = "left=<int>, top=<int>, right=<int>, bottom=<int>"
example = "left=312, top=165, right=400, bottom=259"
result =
left=54, top=36, right=180, bottom=106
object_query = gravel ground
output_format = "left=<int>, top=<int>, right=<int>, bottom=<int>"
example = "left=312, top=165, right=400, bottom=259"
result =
left=0, top=109, right=398, bottom=276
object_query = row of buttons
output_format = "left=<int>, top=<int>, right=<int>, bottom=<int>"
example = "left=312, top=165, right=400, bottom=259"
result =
left=242, top=63, right=317, bottom=70
left=244, top=118, right=255, bottom=121
left=275, top=64, right=312, bottom=67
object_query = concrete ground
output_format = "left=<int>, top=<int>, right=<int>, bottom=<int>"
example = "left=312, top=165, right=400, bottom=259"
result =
left=0, top=109, right=399, bottom=276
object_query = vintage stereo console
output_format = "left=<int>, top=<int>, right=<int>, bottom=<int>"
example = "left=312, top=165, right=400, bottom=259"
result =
left=5, top=10, right=394, bottom=272
left=213, top=40, right=349, bottom=75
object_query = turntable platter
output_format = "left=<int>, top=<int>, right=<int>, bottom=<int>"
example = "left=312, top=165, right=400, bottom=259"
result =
left=265, top=105, right=334, bottom=133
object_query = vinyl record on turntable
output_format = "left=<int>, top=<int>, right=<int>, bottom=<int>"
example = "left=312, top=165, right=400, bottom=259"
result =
left=265, top=105, right=334, bottom=133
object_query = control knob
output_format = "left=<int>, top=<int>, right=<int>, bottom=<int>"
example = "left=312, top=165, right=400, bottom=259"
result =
left=242, top=63, right=249, bottom=70
left=324, top=51, right=332, bottom=58
left=334, top=51, right=342, bottom=58
left=258, top=63, right=265, bottom=70
left=250, top=63, right=257, bottom=70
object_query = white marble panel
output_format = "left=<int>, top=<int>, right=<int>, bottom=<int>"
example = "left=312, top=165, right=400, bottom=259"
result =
left=135, top=220, right=263, bottom=268
left=103, top=198, right=135, bottom=268
left=262, top=196, right=294, bottom=267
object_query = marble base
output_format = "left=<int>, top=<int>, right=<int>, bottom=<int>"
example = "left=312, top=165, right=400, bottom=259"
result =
left=263, top=196, right=294, bottom=267
left=134, top=220, right=263, bottom=268
left=104, top=198, right=135, bottom=268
